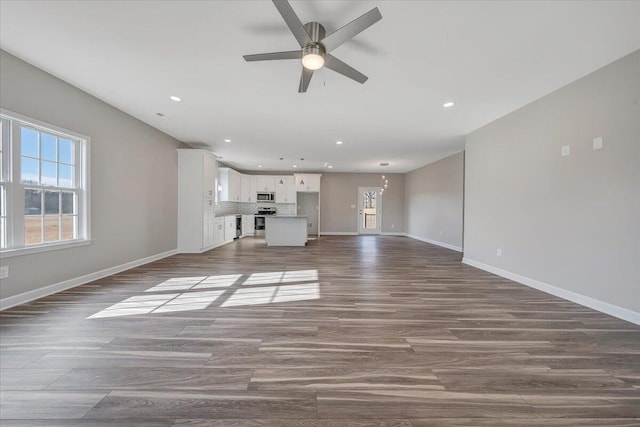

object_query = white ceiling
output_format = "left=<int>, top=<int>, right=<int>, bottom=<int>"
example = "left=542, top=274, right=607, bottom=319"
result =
left=1, top=1, right=639, bottom=173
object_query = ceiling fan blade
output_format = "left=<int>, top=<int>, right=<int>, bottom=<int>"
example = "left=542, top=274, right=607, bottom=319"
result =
left=299, top=68, right=313, bottom=93
left=324, top=55, right=368, bottom=84
left=320, top=7, right=382, bottom=52
left=243, top=50, right=302, bottom=62
left=272, top=0, right=312, bottom=48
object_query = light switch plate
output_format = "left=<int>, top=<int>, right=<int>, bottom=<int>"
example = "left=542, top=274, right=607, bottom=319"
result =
left=593, top=136, right=604, bottom=150
left=562, top=145, right=570, bottom=157
left=0, top=266, right=8, bottom=279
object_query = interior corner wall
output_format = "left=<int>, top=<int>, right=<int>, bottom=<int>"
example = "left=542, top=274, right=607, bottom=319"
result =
left=320, top=173, right=405, bottom=234
left=464, top=49, right=640, bottom=317
left=0, top=50, right=184, bottom=302
left=404, top=152, right=464, bottom=250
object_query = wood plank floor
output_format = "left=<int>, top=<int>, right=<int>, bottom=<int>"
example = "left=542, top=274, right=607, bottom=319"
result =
left=1, top=236, right=639, bottom=426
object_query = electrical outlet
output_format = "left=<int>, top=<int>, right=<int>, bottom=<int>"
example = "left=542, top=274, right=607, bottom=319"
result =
left=496, top=248, right=502, bottom=257
left=351, top=204, right=356, bottom=209
left=0, top=266, right=8, bottom=279
left=593, top=136, right=604, bottom=150
left=391, top=224, right=394, bottom=229
left=561, top=145, right=570, bottom=157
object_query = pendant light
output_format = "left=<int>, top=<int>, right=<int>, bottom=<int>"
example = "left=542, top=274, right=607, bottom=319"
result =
left=381, top=173, right=389, bottom=196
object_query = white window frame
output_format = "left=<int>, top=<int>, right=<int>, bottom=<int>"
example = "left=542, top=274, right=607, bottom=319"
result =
left=0, top=109, right=91, bottom=257
left=0, top=117, right=9, bottom=249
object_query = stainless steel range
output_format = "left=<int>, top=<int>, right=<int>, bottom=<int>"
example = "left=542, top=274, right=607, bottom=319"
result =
left=254, top=207, right=276, bottom=236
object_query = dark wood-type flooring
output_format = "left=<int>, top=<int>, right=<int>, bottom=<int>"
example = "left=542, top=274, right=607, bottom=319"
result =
left=1, top=236, right=639, bottom=426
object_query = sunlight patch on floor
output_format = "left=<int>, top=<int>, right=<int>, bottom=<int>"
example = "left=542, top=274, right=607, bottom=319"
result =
left=243, top=269, right=318, bottom=286
left=87, top=270, right=321, bottom=319
left=145, top=274, right=242, bottom=292
left=221, top=283, right=320, bottom=307
left=88, top=290, right=225, bottom=319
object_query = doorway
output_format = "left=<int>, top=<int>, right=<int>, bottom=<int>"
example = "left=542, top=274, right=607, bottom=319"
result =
left=358, top=187, right=382, bottom=234
left=297, top=192, right=319, bottom=236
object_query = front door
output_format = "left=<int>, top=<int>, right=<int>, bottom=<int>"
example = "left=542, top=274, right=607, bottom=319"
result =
left=358, top=187, right=382, bottom=234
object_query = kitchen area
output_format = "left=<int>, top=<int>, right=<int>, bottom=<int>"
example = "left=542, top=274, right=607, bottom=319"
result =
left=176, top=149, right=320, bottom=253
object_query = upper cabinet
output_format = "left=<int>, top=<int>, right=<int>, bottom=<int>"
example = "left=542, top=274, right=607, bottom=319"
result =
left=219, top=168, right=241, bottom=202
left=294, top=173, right=321, bottom=192
left=202, top=154, right=216, bottom=198
left=218, top=167, right=318, bottom=202
left=256, top=176, right=276, bottom=193
left=240, top=175, right=257, bottom=203
left=275, top=175, right=296, bottom=203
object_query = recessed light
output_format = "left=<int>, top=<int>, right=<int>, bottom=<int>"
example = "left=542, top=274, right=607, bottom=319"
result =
left=292, top=165, right=297, bottom=168
left=443, top=101, right=455, bottom=108
left=336, top=141, right=343, bottom=145
left=257, top=165, right=263, bottom=168
left=224, top=139, right=231, bottom=143
left=170, top=96, right=182, bottom=102
left=379, top=162, right=389, bottom=167
left=328, top=165, right=333, bottom=169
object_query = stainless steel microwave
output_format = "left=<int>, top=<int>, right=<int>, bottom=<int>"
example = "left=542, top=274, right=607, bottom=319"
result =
left=257, top=192, right=275, bottom=202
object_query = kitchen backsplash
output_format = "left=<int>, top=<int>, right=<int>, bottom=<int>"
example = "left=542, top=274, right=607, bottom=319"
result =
left=215, top=201, right=296, bottom=216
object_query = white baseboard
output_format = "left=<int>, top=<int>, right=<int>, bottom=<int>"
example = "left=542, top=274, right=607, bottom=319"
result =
left=407, top=234, right=463, bottom=252
left=462, top=257, right=640, bottom=326
left=320, top=232, right=408, bottom=237
left=0, top=249, right=178, bottom=311
left=320, top=232, right=358, bottom=236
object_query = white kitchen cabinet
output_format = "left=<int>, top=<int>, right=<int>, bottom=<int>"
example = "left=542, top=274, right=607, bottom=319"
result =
left=224, top=215, right=236, bottom=242
left=177, top=149, right=218, bottom=253
left=219, top=168, right=242, bottom=202
left=203, top=154, right=215, bottom=198
left=213, top=217, right=225, bottom=245
left=242, top=214, right=255, bottom=236
left=256, top=176, right=276, bottom=192
left=203, top=198, right=215, bottom=247
left=275, top=175, right=296, bottom=203
left=241, top=175, right=257, bottom=202
left=294, top=173, right=321, bottom=192
left=230, top=171, right=241, bottom=201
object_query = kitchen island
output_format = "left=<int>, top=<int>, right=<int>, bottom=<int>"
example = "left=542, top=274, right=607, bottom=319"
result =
left=265, top=216, right=308, bottom=246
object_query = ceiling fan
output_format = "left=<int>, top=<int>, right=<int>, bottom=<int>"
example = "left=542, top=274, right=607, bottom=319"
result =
left=243, top=0, right=382, bottom=93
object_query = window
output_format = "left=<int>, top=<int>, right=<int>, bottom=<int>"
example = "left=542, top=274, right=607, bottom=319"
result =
left=0, top=110, right=90, bottom=256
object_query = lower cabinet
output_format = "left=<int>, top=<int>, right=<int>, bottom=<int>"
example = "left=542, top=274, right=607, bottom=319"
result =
left=213, top=217, right=224, bottom=245
left=203, top=198, right=215, bottom=247
left=224, top=216, right=236, bottom=242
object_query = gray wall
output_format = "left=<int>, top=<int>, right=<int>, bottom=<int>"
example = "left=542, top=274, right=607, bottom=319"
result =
left=405, top=152, right=464, bottom=250
left=464, top=50, right=640, bottom=314
left=0, top=50, right=184, bottom=301
left=320, top=173, right=405, bottom=234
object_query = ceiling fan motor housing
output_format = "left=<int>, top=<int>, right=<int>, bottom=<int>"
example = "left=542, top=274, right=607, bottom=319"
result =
left=302, top=44, right=325, bottom=59
left=304, top=21, right=325, bottom=43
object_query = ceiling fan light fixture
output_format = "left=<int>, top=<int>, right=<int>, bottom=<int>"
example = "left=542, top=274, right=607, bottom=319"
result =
left=301, top=45, right=325, bottom=70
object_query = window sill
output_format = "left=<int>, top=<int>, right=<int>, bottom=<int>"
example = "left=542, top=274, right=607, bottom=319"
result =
left=0, top=239, right=93, bottom=258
